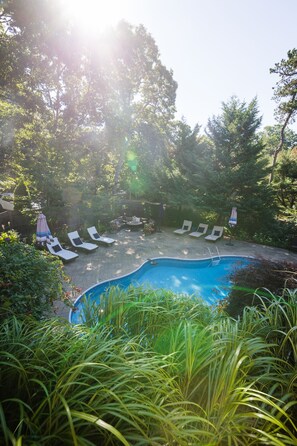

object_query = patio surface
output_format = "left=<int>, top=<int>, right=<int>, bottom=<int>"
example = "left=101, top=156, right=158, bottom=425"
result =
left=56, top=227, right=297, bottom=320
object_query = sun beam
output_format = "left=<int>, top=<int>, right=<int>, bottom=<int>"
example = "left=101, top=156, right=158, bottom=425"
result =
left=61, top=0, right=124, bottom=34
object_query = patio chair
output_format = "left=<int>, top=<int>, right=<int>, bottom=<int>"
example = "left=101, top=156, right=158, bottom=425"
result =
left=47, top=237, right=79, bottom=261
left=189, top=223, right=208, bottom=238
left=205, top=226, right=224, bottom=242
left=87, top=226, right=115, bottom=246
left=68, top=230, right=98, bottom=252
left=174, top=220, right=192, bottom=235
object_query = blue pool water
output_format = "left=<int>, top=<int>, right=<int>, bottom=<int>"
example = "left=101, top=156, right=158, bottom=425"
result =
left=69, top=256, right=253, bottom=324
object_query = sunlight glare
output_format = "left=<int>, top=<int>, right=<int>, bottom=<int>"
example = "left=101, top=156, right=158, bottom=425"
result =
left=62, top=0, right=124, bottom=33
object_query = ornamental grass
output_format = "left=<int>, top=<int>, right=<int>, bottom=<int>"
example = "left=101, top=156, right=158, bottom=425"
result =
left=1, top=288, right=297, bottom=445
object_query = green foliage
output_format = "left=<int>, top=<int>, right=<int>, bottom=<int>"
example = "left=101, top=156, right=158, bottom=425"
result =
left=253, top=288, right=297, bottom=364
left=274, top=147, right=297, bottom=212
left=261, top=125, right=297, bottom=159
left=39, top=192, right=123, bottom=241
left=79, top=285, right=215, bottom=335
left=2, top=288, right=297, bottom=444
left=168, top=120, right=209, bottom=207
left=271, top=48, right=297, bottom=120
left=0, top=316, right=213, bottom=446
left=269, top=49, right=297, bottom=183
left=0, top=230, right=19, bottom=244
left=250, top=218, right=297, bottom=247
left=0, top=1, right=296, bottom=244
left=0, top=238, right=64, bottom=321
left=13, top=177, right=34, bottom=217
left=200, top=97, right=275, bottom=228
left=0, top=3, right=178, bottom=224
left=0, top=99, right=25, bottom=176
left=225, top=258, right=297, bottom=317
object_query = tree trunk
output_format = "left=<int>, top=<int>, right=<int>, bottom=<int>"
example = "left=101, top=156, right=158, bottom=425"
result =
left=269, top=92, right=296, bottom=183
left=112, top=138, right=129, bottom=194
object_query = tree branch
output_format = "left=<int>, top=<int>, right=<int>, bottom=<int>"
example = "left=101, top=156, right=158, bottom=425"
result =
left=269, top=92, right=297, bottom=183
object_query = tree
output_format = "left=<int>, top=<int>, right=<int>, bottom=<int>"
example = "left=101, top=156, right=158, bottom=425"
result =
left=270, top=49, right=297, bottom=182
left=0, top=99, right=24, bottom=176
left=0, top=0, right=93, bottom=204
left=98, top=22, right=177, bottom=194
left=0, top=2, right=177, bottom=212
left=168, top=120, right=209, bottom=206
left=274, top=147, right=297, bottom=212
left=260, top=124, right=297, bottom=158
left=200, top=97, right=274, bottom=230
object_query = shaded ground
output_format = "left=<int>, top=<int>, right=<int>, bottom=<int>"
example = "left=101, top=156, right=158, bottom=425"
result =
left=55, top=227, right=297, bottom=320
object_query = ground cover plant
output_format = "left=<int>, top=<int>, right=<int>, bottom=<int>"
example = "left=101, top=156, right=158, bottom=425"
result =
left=1, top=287, right=297, bottom=445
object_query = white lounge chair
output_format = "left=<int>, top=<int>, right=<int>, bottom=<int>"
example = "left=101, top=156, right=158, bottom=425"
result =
left=189, top=223, right=208, bottom=238
left=174, top=220, right=192, bottom=235
left=47, top=237, right=79, bottom=261
left=205, top=226, right=224, bottom=242
left=87, top=226, right=115, bottom=246
left=68, top=231, right=98, bottom=252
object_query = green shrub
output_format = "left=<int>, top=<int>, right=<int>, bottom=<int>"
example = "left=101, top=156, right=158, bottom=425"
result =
left=251, top=219, right=297, bottom=248
left=224, top=258, right=297, bottom=317
left=0, top=237, right=65, bottom=321
left=13, top=179, right=32, bottom=213
left=0, top=229, right=19, bottom=244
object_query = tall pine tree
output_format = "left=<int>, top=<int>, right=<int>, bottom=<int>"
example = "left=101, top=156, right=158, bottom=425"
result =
left=198, top=97, right=275, bottom=231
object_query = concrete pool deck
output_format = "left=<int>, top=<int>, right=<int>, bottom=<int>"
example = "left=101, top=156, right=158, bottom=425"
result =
left=56, top=227, right=297, bottom=320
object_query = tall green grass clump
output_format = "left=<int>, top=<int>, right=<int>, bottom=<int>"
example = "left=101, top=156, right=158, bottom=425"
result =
left=80, top=285, right=215, bottom=336
left=0, top=316, right=213, bottom=446
left=76, top=286, right=297, bottom=444
left=1, top=287, right=297, bottom=444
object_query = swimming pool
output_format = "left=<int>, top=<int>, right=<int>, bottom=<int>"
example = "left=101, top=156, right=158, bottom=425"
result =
left=69, top=255, right=254, bottom=324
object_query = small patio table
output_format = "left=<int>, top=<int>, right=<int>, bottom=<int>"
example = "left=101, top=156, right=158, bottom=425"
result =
left=126, top=221, right=143, bottom=231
